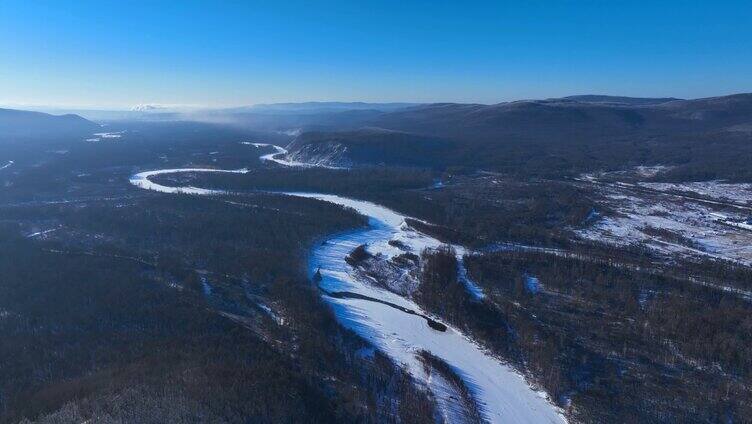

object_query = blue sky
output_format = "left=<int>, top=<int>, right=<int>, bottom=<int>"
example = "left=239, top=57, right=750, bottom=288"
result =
left=1, top=0, right=751, bottom=108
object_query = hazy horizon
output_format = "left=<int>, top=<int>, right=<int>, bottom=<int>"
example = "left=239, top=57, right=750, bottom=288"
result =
left=5, top=91, right=752, bottom=115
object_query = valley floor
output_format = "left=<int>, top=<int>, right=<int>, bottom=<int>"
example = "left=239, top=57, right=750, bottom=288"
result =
left=2, top=128, right=751, bottom=423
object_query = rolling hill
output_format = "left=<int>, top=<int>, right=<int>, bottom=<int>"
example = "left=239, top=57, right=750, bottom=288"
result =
left=282, top=94, right=752, bottom=179
left=0, top=108, right=100, bottom=140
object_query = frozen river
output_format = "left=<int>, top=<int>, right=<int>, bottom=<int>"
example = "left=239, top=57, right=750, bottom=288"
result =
left=129, top=149, right=566, bottom=423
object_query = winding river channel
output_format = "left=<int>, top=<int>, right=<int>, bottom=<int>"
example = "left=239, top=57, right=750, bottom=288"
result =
left=129, top=146, right=566, bottom=424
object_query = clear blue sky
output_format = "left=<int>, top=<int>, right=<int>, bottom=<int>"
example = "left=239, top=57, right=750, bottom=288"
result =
left=1, top=0, right=750, bottom=108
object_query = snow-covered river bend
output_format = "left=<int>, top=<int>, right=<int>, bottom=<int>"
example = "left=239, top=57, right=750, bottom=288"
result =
left=129, top=149, right=566, bottom=424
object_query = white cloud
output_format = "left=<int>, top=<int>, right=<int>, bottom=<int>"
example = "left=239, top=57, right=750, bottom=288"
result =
left=130, top=103, right=205, bottom=112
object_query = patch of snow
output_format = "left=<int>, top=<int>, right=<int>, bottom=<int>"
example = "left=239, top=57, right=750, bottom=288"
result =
left=484, top=242, right=565, bottom=256
left=721, top=220, right=752, bottom=231
left=578, top=179, right=752, bottom=264
left=93, top=131, right=125, bottom=139
left=457, top=257, right=486, bottom=300
left=0, top=160, right=13, bottom=171
left=166, top=281, right=183, bottom=291
left=584, top=208, right=600, bottom=222
left=26, top=228, right=58, bottom=238
left=201, top=277, right=212, bottom=296
left=640, top=181, right=752, bottom=205
left=580, top=165, right=672, bottom=181
left=638, top=289, right=651, bottom=309
left=634, top=165, right=670, bottom=178
left=525, top=276, right=542, bottom=295
left=255, top=302, right=284, bottom=325
left=430, top=179, right=445, bottom=189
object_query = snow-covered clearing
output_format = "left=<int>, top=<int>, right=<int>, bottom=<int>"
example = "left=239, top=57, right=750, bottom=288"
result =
left=93, top=131, right=124, bottom=139
left=634, top=165, right=672, bottom=178
left=580, top=165, right=672, bottom=181
left=639, top=181, right=752, bottom=206
left=85, top=131, right=126, bottom=142
left=578, top=179, right=752, bottom=265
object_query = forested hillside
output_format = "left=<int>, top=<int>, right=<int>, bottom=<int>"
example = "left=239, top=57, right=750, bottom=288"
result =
left=281, top=94, right=752, bottom=180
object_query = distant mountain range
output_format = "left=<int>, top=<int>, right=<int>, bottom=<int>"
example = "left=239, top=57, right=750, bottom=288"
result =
left=234, top=102, right=421, bottom=114
left=362, top=94, right=752, bottom=141
left=0, top=108, right=99, bottom=140
left=279, top=93, right=752, bottom=179
left=560, top=95, right=681, bottom=105
left=174, top=95, right=752, bottom=139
